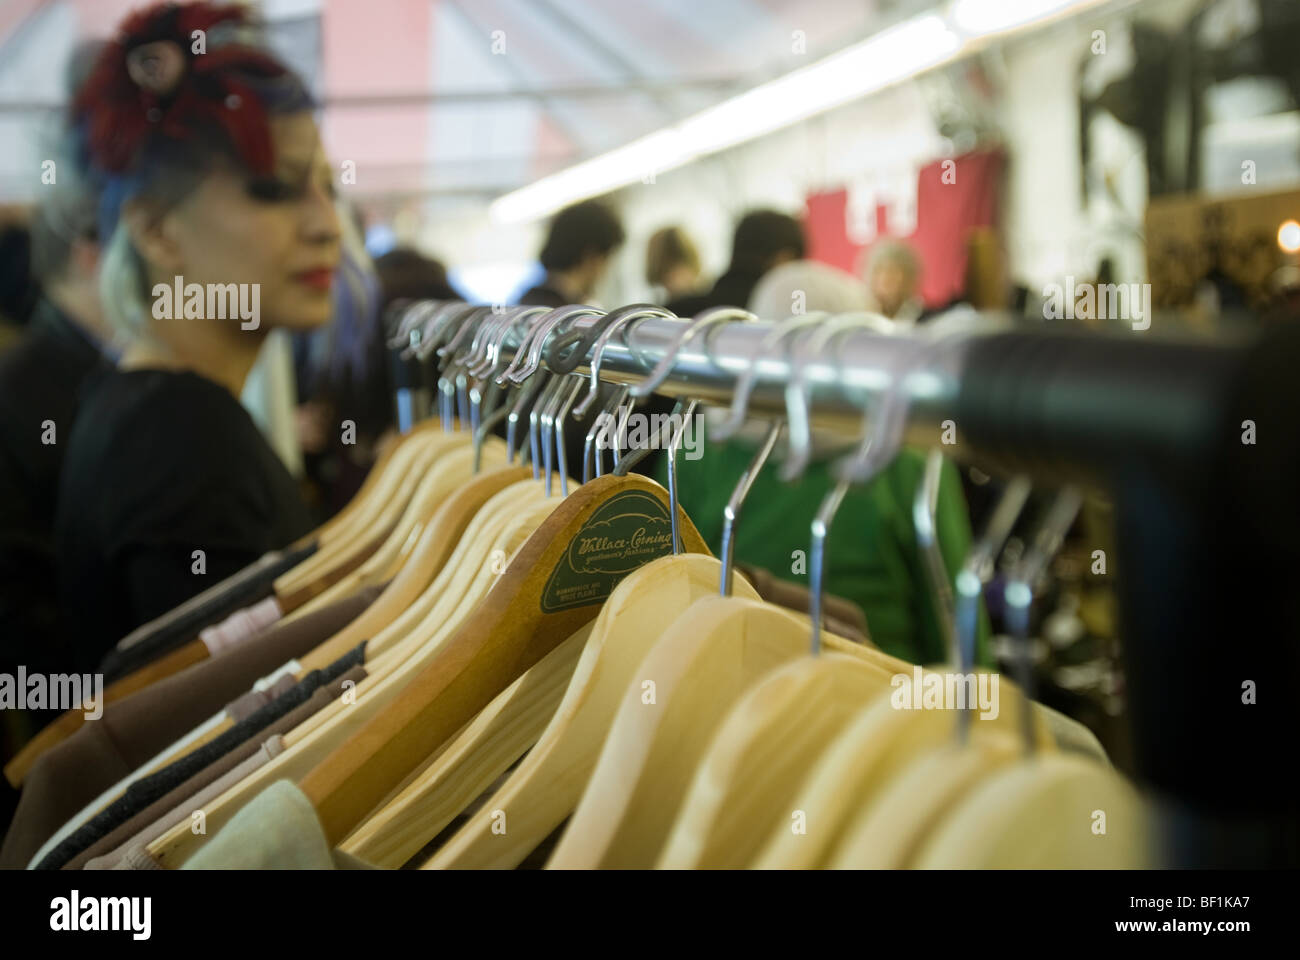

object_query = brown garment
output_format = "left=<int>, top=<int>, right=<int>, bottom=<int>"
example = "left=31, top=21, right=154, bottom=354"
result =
left=99, top=736, right=289, bottom=870
left=113, top=550, right=289, bottom=653
left=735, top=562, right=871, bottom=645
left=0, top=585, right=381, bottom=868
left=225, top=673, right=299, bottom=724
left=70, top=665, right=366, bottom=870
left=3, top=640, right=209, bottom=788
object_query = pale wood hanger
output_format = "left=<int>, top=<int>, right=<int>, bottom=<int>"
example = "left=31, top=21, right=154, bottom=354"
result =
left=297, top=473, right=708, bottom=846
left=146, top=481, right=559, bottom=863
left=287, top=440, right=504, bottom=620
left=655, top=652, right=894, bottom=869
left=294, top=463, right=532, bottom=673
left=350, top=481, right=554, bottom=669
left=544, top=595, right=881, bottom=870
left=423, top=553, right=743, bottom=870
left=343, top=620, right=593, bottom=868
left=908, top=752, right=1150, bottom=868
left=827, top=735, right=1019, bottom=868
left=297, top=416, right=442, bottom=550
left=146, top=482, right=565, bottom=866
left=252, top=486, right=557, bottom=752
left=753, top=675, right=1054, bottom=869
left=275, top=430, right=468, bottom=612
left=349, top=494, right=561, bottom=681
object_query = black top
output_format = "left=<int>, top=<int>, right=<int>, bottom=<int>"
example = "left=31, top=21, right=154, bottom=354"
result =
left=516, top=282, right=568, bottom=309
left=665, top=264, right=767, bottom=318
left=0, top=300, right=104, bottom=678
left=55, top=368, right=312, bottom=673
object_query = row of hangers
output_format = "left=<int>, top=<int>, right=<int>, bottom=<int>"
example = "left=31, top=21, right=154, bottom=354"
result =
left=100, top=300, right=1149, bottom=868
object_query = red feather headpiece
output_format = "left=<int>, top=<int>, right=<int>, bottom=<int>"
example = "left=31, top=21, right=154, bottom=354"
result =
left=73, top=2, right=291, bottom=177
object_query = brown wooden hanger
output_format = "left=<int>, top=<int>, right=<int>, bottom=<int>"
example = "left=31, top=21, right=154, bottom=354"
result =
left=297, top=472, right=709, bottom=844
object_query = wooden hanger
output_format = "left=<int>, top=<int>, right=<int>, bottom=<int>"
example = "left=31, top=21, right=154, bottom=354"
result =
left=752, top=674, right=1054, bottom=869
left=0, top=429, right=448, bottom=790
left=66, top=470, right=539, bottom=809
left=303, top=420, right=430, bottom=548
left=342, top=620, right=593, bottom=868
left=279, top=431, right=468, bottom=616
left=294, top=463, right=532, bottom=673
left=908, top=752, right=1150, bottom=868
left=826, top=735, right=1019, bottom=868
left=261, top=483, right=557, bottom=750
left=275, top=430, right=468, bottom=612
left=295, top=473, right=708, bottom=846
left=146, top=480, right=567, bottom=866
left=272, top=430, right=436, bottom=605
left=655, top=652, right=894, bottom=869
left=330, top=478, right=550, bottom=676
left=544, top=595, right=883, bottom=870
left=358, top=493, right=561, bottom=678
left=85, top=462, right=538, bottom=805
left=287, top=418, right=448, bottom=561
left=288, top=439, right=504, bottom=620
left=423, top=553, right=746, bottom=870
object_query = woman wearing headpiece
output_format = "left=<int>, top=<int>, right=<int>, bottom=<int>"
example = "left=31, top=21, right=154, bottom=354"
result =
left=54, top=2, right=340, bottom=671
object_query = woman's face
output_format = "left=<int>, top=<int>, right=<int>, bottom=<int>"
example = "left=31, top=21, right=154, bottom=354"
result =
left=153, top=112, right=341, bottom=331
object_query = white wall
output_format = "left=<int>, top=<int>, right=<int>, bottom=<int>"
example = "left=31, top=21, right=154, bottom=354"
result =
left=412, top=3, right=1177, bottom=308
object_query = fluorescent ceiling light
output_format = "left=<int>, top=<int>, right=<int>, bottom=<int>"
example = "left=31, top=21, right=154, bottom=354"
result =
left=674, top=15, right=960, bottom=158
left=491, top=0, right=1099, bottom=223
left=950, top=0, right=1080, bottom=36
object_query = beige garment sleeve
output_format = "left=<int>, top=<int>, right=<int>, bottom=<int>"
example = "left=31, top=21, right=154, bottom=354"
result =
left=181, top=779, right=378, bottom=870
left=89, top=737, right=287, bottom=870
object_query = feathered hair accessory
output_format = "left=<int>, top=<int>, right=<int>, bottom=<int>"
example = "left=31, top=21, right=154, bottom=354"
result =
left=73, top=1, right=293, bottom=179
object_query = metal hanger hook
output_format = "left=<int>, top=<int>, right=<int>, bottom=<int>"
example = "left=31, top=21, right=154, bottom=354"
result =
left=712, top=311, right=829, bottom=442
left=808, top=336, right=932, bottom=654
left=719, top=421, right=783, bottom=597
left=1004, top=486, right=1084, bottom=755
left=571, top=306, right=673, bottom=418
left=628, top=306, right=753, bottom=398
left=782, top=313, right=904, bottom=482
left=583, top=384, right=630, bottom=482
left=503, top=305, right=603, bottom=385
left=472, top=306, right=550, bottom=379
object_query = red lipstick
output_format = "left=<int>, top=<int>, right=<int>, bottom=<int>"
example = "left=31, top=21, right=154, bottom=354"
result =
left=294, top=268, right=334, bottom=291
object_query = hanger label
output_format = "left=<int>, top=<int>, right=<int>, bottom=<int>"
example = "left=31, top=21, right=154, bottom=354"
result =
left=540, top=490, right=673, bottom=613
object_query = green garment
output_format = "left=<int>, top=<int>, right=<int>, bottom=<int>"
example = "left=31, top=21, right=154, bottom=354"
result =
left=657, top=430, right=992, bottom=667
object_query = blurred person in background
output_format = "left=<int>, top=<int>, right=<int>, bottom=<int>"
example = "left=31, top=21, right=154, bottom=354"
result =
left=0, top=211, right=38, bottom=348
left=294, top=241, right=460, bottom=520
left=291, top=204, right=387, bottom=521
left=0, top=160, right=111, bottom=687
left=53, top=1, right=338, bottom=672
left=749, top=258, right=872, bottom=321
left=373, top=246, right=461, bottom=305
left=862, top=238, right=924, bottom=325
left=645, top=225, right=702, bottom=303
left=518, top=200, right=624, bottom=307
left=1, top=35, right=115, bottom=725
left=668, top=209, right=804, bottom=317
left=660, top=258, right=990, bottom=666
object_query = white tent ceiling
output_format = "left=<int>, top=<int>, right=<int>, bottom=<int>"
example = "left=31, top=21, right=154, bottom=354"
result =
left=0, top=0, right=924, bottom=204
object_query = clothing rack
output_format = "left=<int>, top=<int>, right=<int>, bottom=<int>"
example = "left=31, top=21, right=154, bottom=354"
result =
left=390, top=301, right=1300, bottom=868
